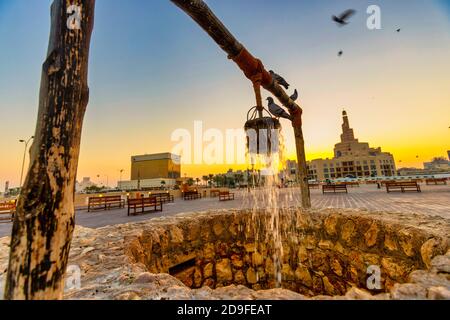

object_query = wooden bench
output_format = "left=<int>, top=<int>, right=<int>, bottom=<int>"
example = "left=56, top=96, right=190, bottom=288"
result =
left=0, top=201, right=16, bottom=222
left=386, top=182, right=421, bottom=193
left=127, top=197, right=163, bottom=216
left=426, top=178, right=447, bottom=186
left=344, top=182, right=360, bottom=188
left=322, top=184, right=348, bottom=194
left=219, top=191, right=235, bottom=201
left=88, top=195, right=125, bottom=212
left=210, top=189, right=221, bottom=197
left=153, top=193, right=174, bottom=204
left=183, top=191, right=202, bottom=200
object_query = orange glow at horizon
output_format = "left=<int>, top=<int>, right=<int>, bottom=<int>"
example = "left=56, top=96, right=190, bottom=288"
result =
left=1, top=1, right=449, bottom=187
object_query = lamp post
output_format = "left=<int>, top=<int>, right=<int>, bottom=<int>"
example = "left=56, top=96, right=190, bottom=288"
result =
left=119, top=169, right=124, bottom=191
left=19, top=136, right=34, bottom=188
left=97, top=174, right=109, bottom=188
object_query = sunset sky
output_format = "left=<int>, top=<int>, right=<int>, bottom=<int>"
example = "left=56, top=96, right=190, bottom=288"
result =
left=0, top=0, right=449, bottom=187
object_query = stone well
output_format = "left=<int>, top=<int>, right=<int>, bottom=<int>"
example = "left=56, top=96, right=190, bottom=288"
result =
left=1, top=208, right=449, bottom=300
left=125, top=209, right=449, bottom=297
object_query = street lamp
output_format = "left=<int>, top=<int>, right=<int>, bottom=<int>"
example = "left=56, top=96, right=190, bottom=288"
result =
left=19, top=136, right=34, bottom=188
left=97, top=174, right=109, bottom=188
left=118, top=169, right=124, bottom=191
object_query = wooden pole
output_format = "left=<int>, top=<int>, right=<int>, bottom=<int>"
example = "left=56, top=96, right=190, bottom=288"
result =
left=5, top=0, right=95, bottom=300
left=171, top=0, right=311, bottom=208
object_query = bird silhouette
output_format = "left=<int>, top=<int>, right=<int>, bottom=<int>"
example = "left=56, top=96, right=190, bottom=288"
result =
left=396, top=28, right=401, bottom=32
left=267, top=97, right=292, bottom=121
left=338, top=50, right=343, bottom=57
left=269, top=70, right=290, bottom=90
left=332, top=9, right=356, bottom=26
left=290, top=89, right=298, bottom=102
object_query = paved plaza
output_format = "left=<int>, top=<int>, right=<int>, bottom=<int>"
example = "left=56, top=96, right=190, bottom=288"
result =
left=0, top=184, right=449, bottom=238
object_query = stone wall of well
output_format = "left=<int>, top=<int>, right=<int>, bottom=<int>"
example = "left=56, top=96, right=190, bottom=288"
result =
left=126, top=209, right=448, bottom=296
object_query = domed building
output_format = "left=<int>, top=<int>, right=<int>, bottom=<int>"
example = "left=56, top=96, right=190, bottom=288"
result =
left=307, top=111, right=396, bottom=181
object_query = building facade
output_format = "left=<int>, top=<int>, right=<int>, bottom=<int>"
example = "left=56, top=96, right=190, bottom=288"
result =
left=75, top=177, right=95, bottom=192
left=117, top=153, right=181, bottom=191
left=423, top=157, right=450, bottom=171
left=307, top=111, right=396, bottom=181
left=118, top=178, right=178, bottom=191
left=131, top=153, right=181, bottom=180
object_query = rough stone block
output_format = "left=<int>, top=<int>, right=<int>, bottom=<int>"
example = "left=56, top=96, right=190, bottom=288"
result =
left=391, top=283, right=427, bottom=300
left=216, top=259, right=232, bottom=282
left=427, top=286, right=450, bottom=300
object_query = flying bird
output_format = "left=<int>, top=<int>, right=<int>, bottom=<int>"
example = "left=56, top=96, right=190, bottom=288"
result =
left=269, top=70, right=290, bottom=90
left=338, top=50, right=343, bottom=57
left=267, top=97, right=292, bottom=121
left=396, top=28, right=401, bottom=32
left=290, top=89, right=298, bottom=102
left=332, top=9, right=356, bottom=26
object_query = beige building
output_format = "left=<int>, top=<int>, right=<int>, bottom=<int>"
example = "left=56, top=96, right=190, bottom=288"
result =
left=117, top=153, right=181, bottom=191
left=307, top=111, right=396, bottom=181
left=423, top=157, right=450, bottom=171
left=131, top=153, right=181, bottom=180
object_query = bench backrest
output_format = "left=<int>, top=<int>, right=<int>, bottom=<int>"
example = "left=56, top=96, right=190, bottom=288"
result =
left=143, top=196, right=157, bottom=204
left=104, top=196, right=122, bottom=202
left=89, top=195, right=122, bottom=203
left=386, top=181, right=418, bottom=186
left=128, top=197, right=157, bottom=205
left=89, top=197, right=105, bottom=203
left=324, top=184, right=346, bottom=188
left=154, top=193, right=171, bottom=198
left=0, top=203, right=15, bottom=208
left=127, top=198, right=141, bottom=206
left=0, top=202, right=16, bottom=212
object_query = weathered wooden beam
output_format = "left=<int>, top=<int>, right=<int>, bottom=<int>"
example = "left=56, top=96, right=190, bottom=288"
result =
left=171, top=0, right=311, bottom=208
left=5, top=0, right=95, bottom=300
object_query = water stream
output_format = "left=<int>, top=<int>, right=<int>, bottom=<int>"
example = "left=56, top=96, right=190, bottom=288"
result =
left=241, top=127, right=301, bottom=287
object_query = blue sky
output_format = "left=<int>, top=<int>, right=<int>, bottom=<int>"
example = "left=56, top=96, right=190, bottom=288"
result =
left=0, top=0, right=449, bottom=185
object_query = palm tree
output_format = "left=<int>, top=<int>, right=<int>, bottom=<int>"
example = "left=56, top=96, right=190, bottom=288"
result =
left=208, top=174, right=214, bottom=188
left=196, top=178, right=200, bottom=186
left=213, top=175, right=222, bottom=187
left=202, top=175, right=209, bottom=186
left=235, top=173, right=244, bottom=188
